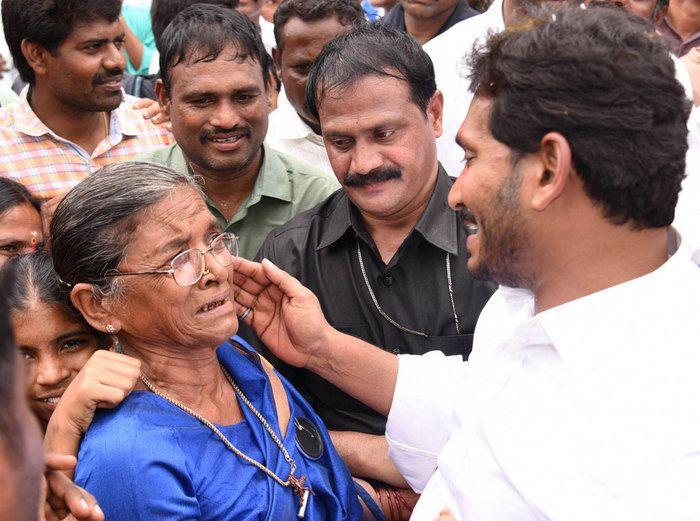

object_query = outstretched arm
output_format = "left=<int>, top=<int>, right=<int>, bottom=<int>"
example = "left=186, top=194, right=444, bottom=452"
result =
left=232, top=257, right=399, bottom=417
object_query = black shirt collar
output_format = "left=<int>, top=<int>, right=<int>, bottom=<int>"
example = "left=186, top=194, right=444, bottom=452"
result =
left=384, top=0, right=475, bottom=35
left=316, top=164, right=459, bottom=256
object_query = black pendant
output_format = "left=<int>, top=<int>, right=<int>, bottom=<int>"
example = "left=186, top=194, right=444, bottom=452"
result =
left=294, top=417, right=324, bottom=460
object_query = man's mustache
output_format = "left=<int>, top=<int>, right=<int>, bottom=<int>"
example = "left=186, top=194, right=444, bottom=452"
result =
left=199, top=125, right=252, bottom=144
left=343, top=166, right=402, bottom=187
left=92, top=68, right=123, bottom=85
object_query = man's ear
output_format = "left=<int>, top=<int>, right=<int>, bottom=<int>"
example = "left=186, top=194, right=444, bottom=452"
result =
left=427, top=89, right=444, bottom=139
left=529, top=132, right=573, bottom=212
left=70, top=283, right=122, bottom=335
left=155, top=79, right=171, bottom=116
left=20, top=39, right=50, bottom=78
left=272, top=46, right=282, bottom=79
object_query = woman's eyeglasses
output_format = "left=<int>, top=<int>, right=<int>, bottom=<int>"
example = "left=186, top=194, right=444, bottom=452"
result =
left=104, top=233, right=239, bottom=287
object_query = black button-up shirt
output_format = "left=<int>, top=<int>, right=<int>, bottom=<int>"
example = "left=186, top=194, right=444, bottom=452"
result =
left=246, top=167, right=496, bottom=434
left=382, top=0, right=478, bottom=41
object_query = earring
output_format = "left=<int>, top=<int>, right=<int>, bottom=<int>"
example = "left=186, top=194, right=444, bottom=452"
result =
left=106, top=324, right=116, bottom=334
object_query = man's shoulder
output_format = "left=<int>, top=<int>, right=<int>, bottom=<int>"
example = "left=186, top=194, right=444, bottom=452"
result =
left=0, top=100, right=31, bottom=138
left=258, top=190, right=345, bottom=254
left=268, top=147, right=339, bottom=193
left=135, top=143, right=184, bottom=169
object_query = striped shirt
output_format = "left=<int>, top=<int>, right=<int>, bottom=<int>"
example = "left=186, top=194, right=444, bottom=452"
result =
left=0, top=97, right=174, bottom=200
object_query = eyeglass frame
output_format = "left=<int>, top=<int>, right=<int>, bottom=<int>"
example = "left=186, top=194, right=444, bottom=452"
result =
left=101, top=232, right=239, bottom=287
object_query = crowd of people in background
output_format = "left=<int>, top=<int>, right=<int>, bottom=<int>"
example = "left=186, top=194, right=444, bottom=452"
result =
left=0, top=0, right=698, bottom=520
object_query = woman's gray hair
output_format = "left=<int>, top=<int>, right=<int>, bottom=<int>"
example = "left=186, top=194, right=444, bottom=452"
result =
left=50, top=161, right=203, bottom=299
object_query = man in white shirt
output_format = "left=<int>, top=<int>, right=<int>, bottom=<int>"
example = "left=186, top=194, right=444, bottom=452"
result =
left=232, top=6, right=700, bottom=520
left=237, top=0, right=277, bottom=54
left=267, top=0, right=365, bottom=177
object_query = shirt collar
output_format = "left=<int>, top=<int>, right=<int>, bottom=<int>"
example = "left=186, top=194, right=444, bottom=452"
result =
left=315, top=163, right=458, bottom=255
left=413, top=165, right=460, bottom=256
left=489, top=0, right=506, bottom=32
left=251, top=143, right=293, bottom=203
left=534, top=229, right=695, bottom=378
left=13, top=92, right=139, bottom=138
left=271, top=90, right=319, bottom=141
left=387, top=0, right=472, bottom=34
left=12, top=96, right=52, bottom=137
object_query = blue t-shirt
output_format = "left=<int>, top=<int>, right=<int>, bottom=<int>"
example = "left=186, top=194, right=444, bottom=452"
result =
left=75, top=337, right=362, bottom=520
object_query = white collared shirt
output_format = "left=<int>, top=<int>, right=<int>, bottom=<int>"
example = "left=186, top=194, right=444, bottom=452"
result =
left=266, top=90, right=336, bottom=178
left=676, top=107, right=700, bottom=265
left=423, top=0, right=505, bottom=178
left=387, top=233, right=700, bottom=520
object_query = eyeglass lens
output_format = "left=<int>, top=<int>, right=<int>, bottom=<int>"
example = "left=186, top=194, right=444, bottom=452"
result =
left=170, top=234, right=239, bottom=286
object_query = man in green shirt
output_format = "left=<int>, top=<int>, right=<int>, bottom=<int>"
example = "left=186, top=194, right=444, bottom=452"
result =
left=139, top=5, right=339, bottom=259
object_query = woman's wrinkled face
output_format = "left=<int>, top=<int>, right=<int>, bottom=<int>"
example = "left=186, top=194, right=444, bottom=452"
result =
left=112, top=187, right=238, bottom=352
left=13, top=303, right=102, bottom=430
left=0, top=203, right=42, bottom=270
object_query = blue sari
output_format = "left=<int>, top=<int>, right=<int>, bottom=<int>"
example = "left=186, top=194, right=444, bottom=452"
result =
left=75, top=337, right=362, bottom=520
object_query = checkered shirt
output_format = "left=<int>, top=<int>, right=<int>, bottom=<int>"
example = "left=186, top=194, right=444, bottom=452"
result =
left=0, top=97, right=174, bottom=200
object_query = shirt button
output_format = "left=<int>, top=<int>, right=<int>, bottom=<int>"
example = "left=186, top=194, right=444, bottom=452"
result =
left=382, top=275, right=394, bottom=287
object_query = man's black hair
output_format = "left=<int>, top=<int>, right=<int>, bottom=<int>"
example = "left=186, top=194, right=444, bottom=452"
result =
left=0, top=178, right=40, bottom=217
left=306, top=22, right=437, bottom=121
left=150, top=0, right=240, bottom=53
left=469, top=6, right=690, bottom=229
left=1, top=0, right=122, bottom=85
left=273, top=0, right=365, bottom=53
left=159, top=4, right=272, bottom=93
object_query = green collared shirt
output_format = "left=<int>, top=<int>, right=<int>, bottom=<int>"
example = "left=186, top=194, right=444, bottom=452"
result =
left=138, top=143, right=340, bottom=259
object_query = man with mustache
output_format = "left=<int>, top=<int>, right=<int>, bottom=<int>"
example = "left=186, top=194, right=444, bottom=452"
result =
left=233, top=7, right=700, bottom=520
left=249, top=23, right=494, bottom=511
left=140, top=5, right=339, bottom=260
left=0, top=0, right=173, bottom=201
left=267, top=0, right=366, bottom=177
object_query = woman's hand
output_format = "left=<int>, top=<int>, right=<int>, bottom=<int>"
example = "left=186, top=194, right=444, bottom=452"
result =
left=44, top=350, right=141, bottom=462
left=231, top=257, right=335, bottom=369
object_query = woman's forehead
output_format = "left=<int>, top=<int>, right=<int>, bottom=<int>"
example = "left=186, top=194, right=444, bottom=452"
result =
left=143, top=187, right=211, bottom=232
left=127, top=188, right=214, bottom=258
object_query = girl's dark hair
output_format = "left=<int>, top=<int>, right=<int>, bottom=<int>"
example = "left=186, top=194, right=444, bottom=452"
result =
left=5, top=252, right=111, bottom=348
left=0, top=178, right=40, bottom=217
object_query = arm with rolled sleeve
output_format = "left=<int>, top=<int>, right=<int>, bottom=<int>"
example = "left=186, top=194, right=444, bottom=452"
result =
left=386, top=351, right=468, bottom=492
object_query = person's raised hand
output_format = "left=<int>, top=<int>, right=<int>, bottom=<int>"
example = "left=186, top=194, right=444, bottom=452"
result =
left=47, top=350, right=141, bottom=442
left=131, top=97, right=171, bottom=127
left=42, top=453, right=104, bottom=521
left=232, top=257, right=334, bottom=369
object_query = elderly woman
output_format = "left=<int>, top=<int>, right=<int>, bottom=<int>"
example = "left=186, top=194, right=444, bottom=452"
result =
left=0, top=178, right=42, bottom=269
left=49, top=162, right=363, bottom=520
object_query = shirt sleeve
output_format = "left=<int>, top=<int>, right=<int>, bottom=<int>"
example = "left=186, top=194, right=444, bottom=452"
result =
left=75, top=423, right=200, bottom=521
left=386, top=351, right=467, bottom=492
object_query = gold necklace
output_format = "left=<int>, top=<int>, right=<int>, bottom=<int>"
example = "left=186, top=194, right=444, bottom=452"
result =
left=103, top=112, right=110, bottom=141
left=139, top=365, right=313, bottom=517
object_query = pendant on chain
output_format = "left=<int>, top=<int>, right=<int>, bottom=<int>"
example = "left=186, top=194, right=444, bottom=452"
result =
left=289, top=474, right=313, bottom=518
